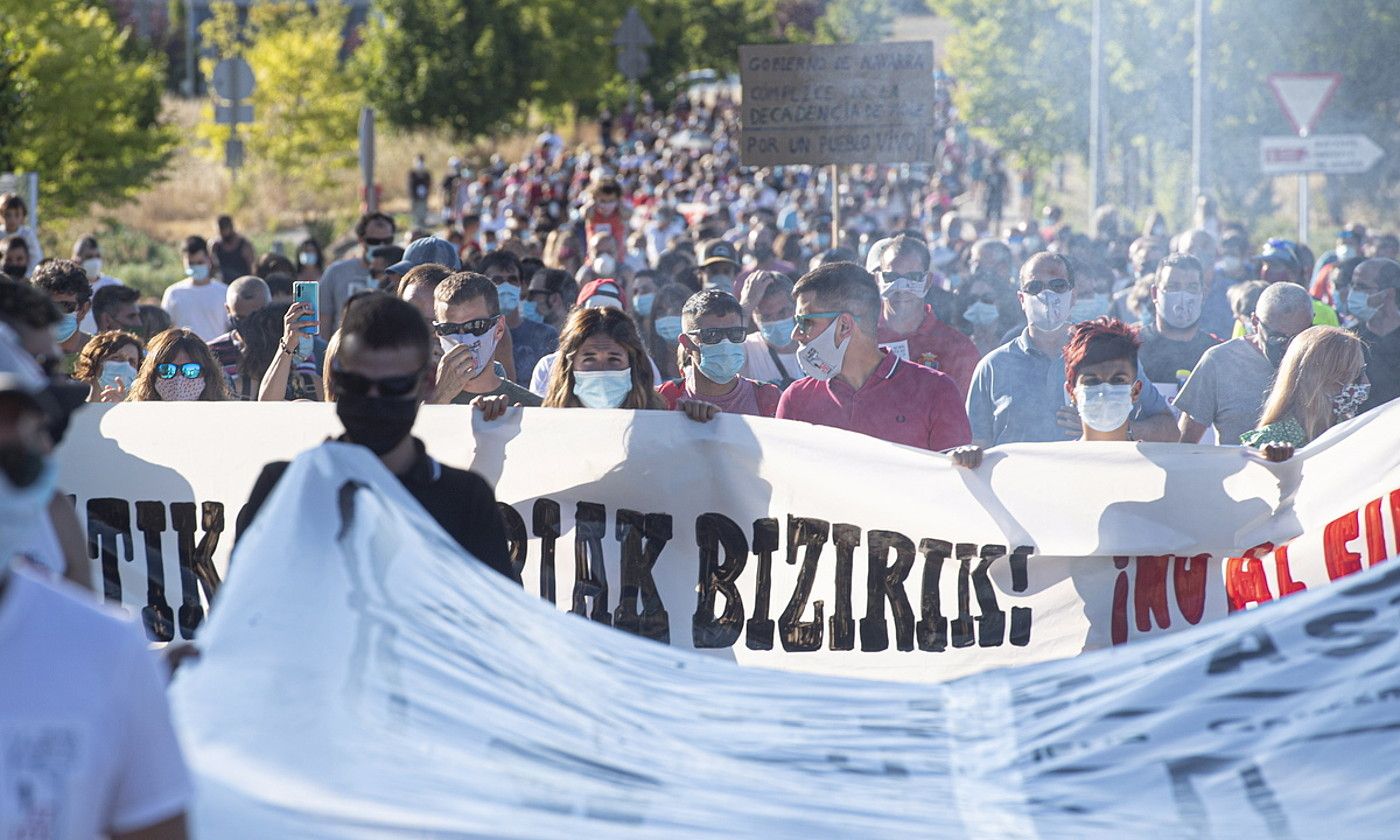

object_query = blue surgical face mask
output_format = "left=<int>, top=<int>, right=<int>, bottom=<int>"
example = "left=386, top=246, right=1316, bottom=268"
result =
left=695, top=339, right=746, bottom=384
left=99, top=360, right=138, bottom=390
left=632, top=292, right=655, bottom=318
left=654, top=315, right=683, bottom=343
left=53, top=312, right=79, bottom=343
left=1069, top=293, right=1110, bottom=324
left=1347, top=289, right=1380, bottom=322
left=963, top=300, right=1000, bottom=326
left=572, top=368, right=633, bottom=409
left=186, top=263, right=210, bottom=282
left=520, top=299, right=543, bottom=323
left=495, top=282, right=521, bottom=314
left=759, top=317, right=795, bottom=348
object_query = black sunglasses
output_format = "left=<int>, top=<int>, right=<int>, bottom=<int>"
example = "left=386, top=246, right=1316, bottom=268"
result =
left=433, top=316, right=499, bottom=337
left=331, top=365, right=423, bottom=399
left=55, top=300, right=81, bottom=314
left=686, top=326, right=748, bottom=345
left=1021, top=277, right=1073, bottom=296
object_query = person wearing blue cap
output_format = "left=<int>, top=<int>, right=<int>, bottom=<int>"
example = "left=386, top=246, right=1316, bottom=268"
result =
left=386, top=235, right=462, bottom=279
left=1239, top=239, right=1339, bottom=337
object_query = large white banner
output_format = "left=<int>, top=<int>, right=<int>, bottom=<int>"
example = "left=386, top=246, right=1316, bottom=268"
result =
left=170, top=442, right=1400, bottom=837
left=58, top=400, right=1400, bottom=681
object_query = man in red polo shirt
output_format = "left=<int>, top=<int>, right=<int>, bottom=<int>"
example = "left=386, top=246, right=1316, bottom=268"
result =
left=874, top=233, right=979, bottom=397
left=776, top=261, right=972, bottom=451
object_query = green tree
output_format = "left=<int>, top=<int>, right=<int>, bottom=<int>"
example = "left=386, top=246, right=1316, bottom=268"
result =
left=356, top=0, right=536, bottom=140
left=815, top=0, right=894, bottom=43
left=197, top=1, right=360, bottom=208
left=0, top=0, right=175, bottom=218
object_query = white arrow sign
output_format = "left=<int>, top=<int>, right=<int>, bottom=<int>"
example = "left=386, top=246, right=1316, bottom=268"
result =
left=1268, top=73, right=1340, bottom=136
left=1259, top=134, right=1384, bottom=175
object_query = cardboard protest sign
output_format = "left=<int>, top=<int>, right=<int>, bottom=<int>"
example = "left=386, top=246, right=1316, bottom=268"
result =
left=170, top=441, right=1400, bottom=837
left=738, top=41, right=938, bottom=167
left=56, top=401, right=1399, bottom=682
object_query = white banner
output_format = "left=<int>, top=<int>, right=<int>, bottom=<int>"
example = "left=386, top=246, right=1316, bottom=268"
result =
left=170, top=442, right=1400, bottom=836
left=57, top=400, right=1400, bottom=682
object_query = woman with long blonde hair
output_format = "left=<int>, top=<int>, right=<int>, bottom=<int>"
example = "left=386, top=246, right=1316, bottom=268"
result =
left=543, top=307, right=663, bottom=410
left=1241, top=325, right=1368, bottom=449
left=126, top=328, right=229, bottom=402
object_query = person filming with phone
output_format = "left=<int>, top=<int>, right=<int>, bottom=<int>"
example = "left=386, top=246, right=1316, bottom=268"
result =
left=236, top=292, right=513, bottom=580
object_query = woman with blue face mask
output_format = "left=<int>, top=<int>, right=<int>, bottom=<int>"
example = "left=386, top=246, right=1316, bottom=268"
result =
left=542, top=307, right=663, bottom=410
left=641, top=283, right=692, bottom=381
left=72, top=330, right=145, bottom=403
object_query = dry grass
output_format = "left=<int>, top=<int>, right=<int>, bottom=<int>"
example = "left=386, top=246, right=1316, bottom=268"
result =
left=53, top=96, right=584, bottom=249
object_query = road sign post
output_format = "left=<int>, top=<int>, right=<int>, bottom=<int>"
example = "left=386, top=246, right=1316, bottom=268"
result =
left=1267, top=73, right=1341, bottom=244
left=212, top=57, right=257, bottom=178
left=613, top=7, right=654, bottom=113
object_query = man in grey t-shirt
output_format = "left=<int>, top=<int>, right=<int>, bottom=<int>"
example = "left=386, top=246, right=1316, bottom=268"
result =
left=1175, top=283, right=1312, bottom=444
left=320, top=212, right=396, bottom=334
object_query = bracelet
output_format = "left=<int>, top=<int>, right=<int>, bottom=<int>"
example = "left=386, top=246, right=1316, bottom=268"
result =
left=281, top=340, right=295, bottom=357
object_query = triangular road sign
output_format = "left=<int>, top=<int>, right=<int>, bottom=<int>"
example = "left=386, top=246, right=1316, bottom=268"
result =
left=1268, top=73, right=1341, bottom=136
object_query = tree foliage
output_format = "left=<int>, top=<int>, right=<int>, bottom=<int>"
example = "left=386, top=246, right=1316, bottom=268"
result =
left=0, top=0, right=176, bottom=218
left=929, top=0, right=1400, bottom=227
left=197, top=1, right=361, bottom=204
left=355, top=0, right=536, bottom=140
left=357, top=0, right=775, bottom=137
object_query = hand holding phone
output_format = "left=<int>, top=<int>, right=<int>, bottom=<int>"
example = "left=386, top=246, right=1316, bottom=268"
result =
left=292, top=281, right=320, bottom=359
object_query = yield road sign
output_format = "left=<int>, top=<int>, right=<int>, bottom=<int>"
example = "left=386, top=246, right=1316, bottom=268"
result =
left=1267, top=73, right=1340, bottom=136
left=1259, top=134, right=1384, bottom=175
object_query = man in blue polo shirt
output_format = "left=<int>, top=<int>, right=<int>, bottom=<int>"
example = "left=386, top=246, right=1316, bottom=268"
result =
left=965, top=251, right=1178, bottom=446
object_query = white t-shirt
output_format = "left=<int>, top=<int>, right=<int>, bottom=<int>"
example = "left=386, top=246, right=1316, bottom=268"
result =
left=161, top=278, right=230, bottom=341
left=529, top=351, right=663, bottom=397
left=742, top=332, right=800, bottom=386
left=79, top=274, right=123, bottom=334
left=0, top=566, right=191, bottom=837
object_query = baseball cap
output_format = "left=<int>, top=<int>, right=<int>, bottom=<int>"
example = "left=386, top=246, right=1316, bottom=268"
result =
left=388, top=236, right=462, bottom=276
left=698, top=239, right=739, bottom=269
left=577, top=279, right=625, bottom=310
left=1258, top=239, right=1301, bottom=269
left=527, top=270, right=565, bottom=295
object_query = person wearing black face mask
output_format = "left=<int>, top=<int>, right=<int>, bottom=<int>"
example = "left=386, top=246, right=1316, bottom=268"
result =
left=1, top=235, right=30, bottom=280
left=235, top=293, right=512, bottom=579
left=318, top=212, right=397, bottom=335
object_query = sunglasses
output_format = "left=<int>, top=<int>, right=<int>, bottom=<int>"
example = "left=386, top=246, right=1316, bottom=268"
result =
left=793, top=311, right=845, bottom=339
left=55, top=300, right=81, bottom=314
left=686, top=326, right=748, bottom=345
left=330, top=365, right=423, bottom=399
left=877, top=270, right=925, bottom=285
left=156, top=362, right=202, bottom=380
left=1021, top=277, right=1073, bottom=296
left=433, top=316, right=499, bottom=337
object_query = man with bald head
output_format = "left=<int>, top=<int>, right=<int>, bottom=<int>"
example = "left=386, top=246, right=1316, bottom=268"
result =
left=208, top=275, right=272, bottom=389
left=1346, top=258, right=1400, bottom=413
left=1175, top=282, right=1314, bottom=444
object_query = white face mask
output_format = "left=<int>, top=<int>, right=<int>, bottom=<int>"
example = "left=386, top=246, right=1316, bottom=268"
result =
left=1023, top=290, right=1071, bottom=331
left=795, top=315, right=851, bottom=381
left=438, top=321, right=500, bottom=380
left=81, top=257, right=103, bottom=280
left=877, top=272, right=929, bottom=301
left=1075, top=383, right=1134, bottom=432
left=1160, top=290, right=1203, bottom=329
